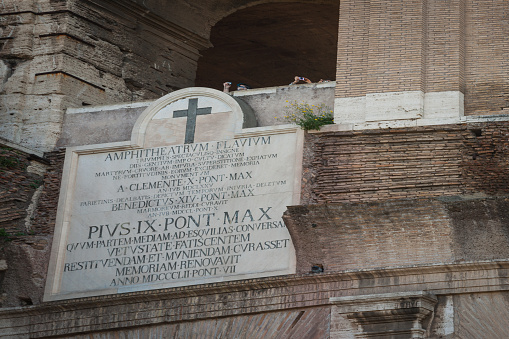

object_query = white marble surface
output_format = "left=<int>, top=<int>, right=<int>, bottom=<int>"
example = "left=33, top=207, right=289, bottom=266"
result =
left=145, top=96, right=238, bottom=147
left=45, top=88, right=302, bottom=301
left=334, top=90, right=465, bottom=129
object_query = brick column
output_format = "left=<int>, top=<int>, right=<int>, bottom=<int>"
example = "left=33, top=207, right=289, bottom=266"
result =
left=335, top=0, right=465, bottom=128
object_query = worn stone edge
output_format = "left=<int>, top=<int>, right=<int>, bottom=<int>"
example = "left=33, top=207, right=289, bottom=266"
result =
left=1, top=260, right=509, bottom=337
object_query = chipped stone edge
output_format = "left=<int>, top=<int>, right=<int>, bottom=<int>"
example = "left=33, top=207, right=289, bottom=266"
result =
left=4, top=260, right=509, bottom=338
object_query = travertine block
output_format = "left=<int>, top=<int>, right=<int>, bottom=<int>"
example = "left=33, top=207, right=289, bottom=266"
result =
left=0, top=23, right=34, bottom=57
left=0, top=0, right=35, bottom=13
left=19, top=122, right=62, bottom=150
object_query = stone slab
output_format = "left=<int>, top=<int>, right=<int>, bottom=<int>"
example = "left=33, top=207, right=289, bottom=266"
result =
left=44, top=88, right=302, bottom=301
left=5, top=261, right=509, bottom=338
left=334, top=90, right=466, bottom=130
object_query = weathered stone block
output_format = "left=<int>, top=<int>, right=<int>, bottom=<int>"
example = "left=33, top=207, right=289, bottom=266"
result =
left=19, top=122, right=62, bottom=152
left=0, top=0, right=35, bottom=13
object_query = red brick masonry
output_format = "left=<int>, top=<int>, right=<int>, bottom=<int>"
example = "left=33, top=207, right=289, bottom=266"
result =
left=284, top=197, right=509, bottom=274
left=302, top=121, right=509, bottom=204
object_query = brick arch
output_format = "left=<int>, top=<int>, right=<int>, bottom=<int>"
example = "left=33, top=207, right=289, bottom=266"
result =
left=195, top=1, right=339, bottom=90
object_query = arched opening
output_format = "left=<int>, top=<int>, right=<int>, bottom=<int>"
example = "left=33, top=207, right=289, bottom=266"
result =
left=195, top=2, right=339, bottom=90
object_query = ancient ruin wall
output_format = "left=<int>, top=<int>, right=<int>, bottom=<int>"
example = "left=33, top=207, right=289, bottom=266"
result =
left=1, top=120, right=508, bottom=307
left=0, top=0, right=206, bottom=153
left=284, top=197, right=509, bottom=275
left=0, top=144, right=56, bottom=307
left=302, top=121, right=509, bottom=204
left=464, top=0, right=509, bottom=115
left=336, top=0, right=509, bottom=116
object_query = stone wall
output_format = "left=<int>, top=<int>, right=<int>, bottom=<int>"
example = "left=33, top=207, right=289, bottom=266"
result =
left=57, top=83, right=335, bottom=148
left=2, top=0, right=509, bottom=151
left=1, top=0, right=509, bottom=336
left=1, top=120, right=509, bottom=335
left=0, top=0, right=207, bottom=153
left=0, top=0, right=338, bottom=153
left=1, top=260, right=509, bottom=337
left=32, top=150, right=65, bottom=235
left=2, top=119, right=508, bottom=308
left=0, top=143, right=45, bottom=234
left=62, top=307, right=331, bottom=339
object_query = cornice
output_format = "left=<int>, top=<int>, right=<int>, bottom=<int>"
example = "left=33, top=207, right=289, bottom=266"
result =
left=1, top=260, right=509, bottom=338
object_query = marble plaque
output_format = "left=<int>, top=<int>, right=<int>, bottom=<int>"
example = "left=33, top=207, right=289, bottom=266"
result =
left=45, top=88, right=302, bottom=301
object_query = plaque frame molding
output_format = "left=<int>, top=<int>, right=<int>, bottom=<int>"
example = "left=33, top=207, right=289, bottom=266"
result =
left=45, top=88, right=303, bottom=301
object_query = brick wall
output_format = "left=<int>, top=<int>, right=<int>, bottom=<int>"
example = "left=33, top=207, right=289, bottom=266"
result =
left=425, top=0, right=465, bottom=93
left=0, top=144, right=59, bottom=307
left=465, top=0, right=509, bottom=115
left=336, top=0, right=509, bottom=116
left=335, top=0, right=368, bottom=98
left=31, top=150, right=65, bottom=235
left=0, top=145, right=44, bottom=234
left=284, top=200, right=453, bottom=274
left=337, top=0, right=458, bottom=97
left=0, top=146, right=64, bottom=236
left=365, top=0, right=426, bottom=94
left=284, top=197, right=509, bottom=274
left=303, top=121, right=509, bottom=204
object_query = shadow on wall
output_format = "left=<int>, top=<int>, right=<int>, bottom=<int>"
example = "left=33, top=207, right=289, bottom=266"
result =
left=195, top=2, right=339, bottom=90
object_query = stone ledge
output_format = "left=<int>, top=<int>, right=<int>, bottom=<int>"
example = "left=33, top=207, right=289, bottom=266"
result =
left=311, top=113, right=509, bottom=134
left=231, top=81, right=335, bottom=97
left=331, top=291, right=437, bottom=313
left=0, top=137, right=46, bottom=159
left=331, top=292, right=437, bottom=338
left=1, top=260, right=509, bottom=337
left=66, top=101, right=152, bottom=115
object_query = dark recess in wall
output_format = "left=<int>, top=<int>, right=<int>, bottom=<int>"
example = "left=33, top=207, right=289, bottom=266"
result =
left=195, top=3, right=339, bottom=90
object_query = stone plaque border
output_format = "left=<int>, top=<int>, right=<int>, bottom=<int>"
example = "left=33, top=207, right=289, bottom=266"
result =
left=44, top=88, right=303, bottom=301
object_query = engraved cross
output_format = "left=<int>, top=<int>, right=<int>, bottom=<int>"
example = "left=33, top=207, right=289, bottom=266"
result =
left=173, top=98, right=212, bottom=144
